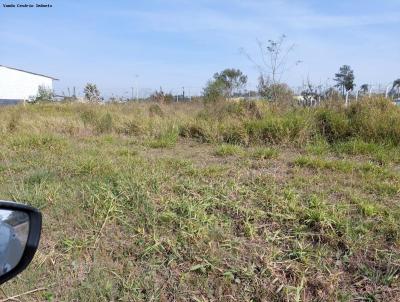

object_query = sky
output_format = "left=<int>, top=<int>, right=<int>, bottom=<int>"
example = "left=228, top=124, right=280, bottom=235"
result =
left=1, top=0, right=399, bottom=97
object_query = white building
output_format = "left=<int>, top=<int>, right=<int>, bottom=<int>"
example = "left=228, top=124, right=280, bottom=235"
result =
left=0, top=65, right=58, bottom=104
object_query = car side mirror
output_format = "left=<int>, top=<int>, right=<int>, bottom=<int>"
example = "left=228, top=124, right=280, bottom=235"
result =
left=0, top=201, right=42, bottom=285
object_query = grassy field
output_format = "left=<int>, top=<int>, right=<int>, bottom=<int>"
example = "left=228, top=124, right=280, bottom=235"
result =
left=0, top=99, right=399, bottom=301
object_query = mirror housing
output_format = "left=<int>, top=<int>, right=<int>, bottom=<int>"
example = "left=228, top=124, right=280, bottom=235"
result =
left=0, top=201, right=42, bottom=285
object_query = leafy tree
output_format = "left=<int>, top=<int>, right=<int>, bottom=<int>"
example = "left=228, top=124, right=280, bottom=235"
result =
left=34, top=85, right=54, bottom=103
left=334, top=65, right=355, bottom=95
left=84, top=83, right=101, bottom=102
left=360, top=84, right=369, bottom=94
left=212, top=69, right=247, bottom=97
left=392, top=79, right=400, bottom=97
left=203, top=68, right=247, bottom=103
left=203, top=79, right=226, bottom=103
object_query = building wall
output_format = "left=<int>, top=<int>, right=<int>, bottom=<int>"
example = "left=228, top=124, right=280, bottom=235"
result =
left=0, top=66, right=53, bottom=100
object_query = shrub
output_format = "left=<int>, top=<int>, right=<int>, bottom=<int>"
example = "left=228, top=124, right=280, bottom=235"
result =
left=33, top=85, right=54, bottom=103
left=258, top=79, right=294, bottom=104
left=315, top=109, right=350, bottom=142
left=282, top=110, right=315, bottom=144
left=80, top=110, right=98, bottom=127
left=245, top=117, right=288, bottom=144
left=347, top=98, right=400, bottom=145
left=219, top=121, right=249, bottom=145
left=179, top=120, right=214, bottom=143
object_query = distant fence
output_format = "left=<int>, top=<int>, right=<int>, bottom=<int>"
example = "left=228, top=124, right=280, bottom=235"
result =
left=54, top=83, right=399, bottom=104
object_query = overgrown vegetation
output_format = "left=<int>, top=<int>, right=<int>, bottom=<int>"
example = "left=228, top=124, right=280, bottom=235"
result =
left=1, top=98, right=400, bottom=301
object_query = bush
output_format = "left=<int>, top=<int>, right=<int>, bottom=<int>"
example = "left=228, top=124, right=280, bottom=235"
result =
left=219, top=121, right=249, bottom=145
left=258, top=78, right=294, bottom=104
left=347, top=98, right=400, bottom=145
left=80, top=109, right=98, bottom=127
left=315, top=109, right=350, bottom=143
left=245, top=117, right=288, bottom=144
left=179, top=120, right=215, bottom=143
left=34, top=85, right=54, bottom=103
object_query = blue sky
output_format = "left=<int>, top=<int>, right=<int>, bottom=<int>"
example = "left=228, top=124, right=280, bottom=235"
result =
left=1, top=0, right=399, bottom=97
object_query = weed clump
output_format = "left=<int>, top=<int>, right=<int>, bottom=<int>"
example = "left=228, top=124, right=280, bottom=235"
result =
left=149, top=126, right=179, bottom=148
left=215, top=144, right=244, bottom=156
left=7, top=112, right=21, bottom=133
left=120, top=120, right=142, bottom=136
left=179, top=120, right=215, bottom=143
left=219, top=121, right=249, bottom=145
left=80, top=109, right=98, bottom=127
left=148, top=104, right=164, bottom=117
left=95, top=113, right=113, bottom=134
left=315, top=109, right=350, bottom=143
left=250, top=147, right=278, bottom=159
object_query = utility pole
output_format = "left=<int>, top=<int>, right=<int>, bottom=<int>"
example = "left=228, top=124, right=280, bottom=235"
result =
left=182, top=86, right=185, bottom=101
left=131, top=87, right=134, bottom=100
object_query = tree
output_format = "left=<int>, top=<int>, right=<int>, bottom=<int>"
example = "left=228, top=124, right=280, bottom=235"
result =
left=84, top=83, right=101, bottom=102
left=203, top=78, right=226, bottom=103
left=242, top=34, right=301, bottom=101
left=334, top=65, right=355, bottom=95
left=212, top=69, right=247, bottom=97
left=392, top=79, right=400, bottom=97
left=203, top=68, right=247, bottom=103
left=34, top=85, right=54, bottom=103
left=360, top=84, right=369, bottom=94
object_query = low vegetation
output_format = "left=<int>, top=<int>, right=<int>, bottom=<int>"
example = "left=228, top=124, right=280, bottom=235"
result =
left=0, top=98, right=400, bottom=301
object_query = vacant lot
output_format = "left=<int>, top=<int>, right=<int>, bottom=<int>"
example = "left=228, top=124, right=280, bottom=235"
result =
left=0, top=100, right=399, bottom=301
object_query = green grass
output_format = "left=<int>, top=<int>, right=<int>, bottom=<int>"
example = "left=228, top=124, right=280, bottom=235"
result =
left=148, top=126, right=179, bottom=148
left=0, top=101, right=399, bottom=301
left=215, top=144, right=244, bottom=156
left=249, top=146, right=279, bottom=159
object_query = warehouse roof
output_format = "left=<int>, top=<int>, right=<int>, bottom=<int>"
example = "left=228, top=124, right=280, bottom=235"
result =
left=0, top=65, right=59, bottom=80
